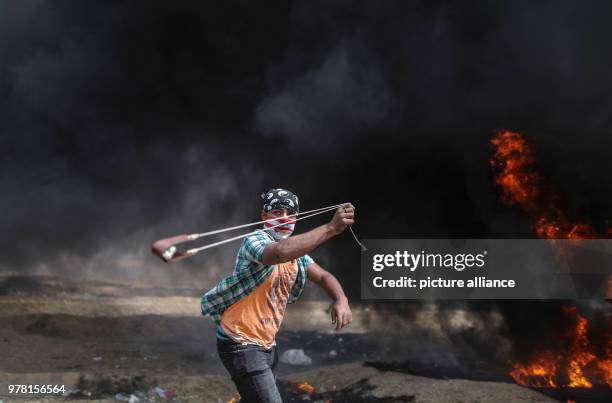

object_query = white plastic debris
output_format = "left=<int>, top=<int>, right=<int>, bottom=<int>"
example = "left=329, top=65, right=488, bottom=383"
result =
left=115, top=394, right=139, bottom=403
left=279, top=348, right=312, bottom=365
left=328, top=349, right=337, bottom=358
left=93, top=356, right=102, bottom=361
left=155, top=386, right=176, bottom=400
left=63, top=389, right=80, bottom=397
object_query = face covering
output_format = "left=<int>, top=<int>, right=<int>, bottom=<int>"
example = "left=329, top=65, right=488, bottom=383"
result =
left=263, top=217, right=296, bottom=240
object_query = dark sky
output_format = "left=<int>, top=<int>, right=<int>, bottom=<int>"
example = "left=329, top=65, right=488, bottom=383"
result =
left=2, top=0, right=612, bottom=291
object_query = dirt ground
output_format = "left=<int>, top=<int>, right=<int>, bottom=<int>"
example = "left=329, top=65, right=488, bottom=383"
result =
left=0, top=274, right=566, bottom=402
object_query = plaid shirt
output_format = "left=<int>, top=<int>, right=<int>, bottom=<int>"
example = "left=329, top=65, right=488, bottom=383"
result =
left=200, top=229, right=314, bottom=325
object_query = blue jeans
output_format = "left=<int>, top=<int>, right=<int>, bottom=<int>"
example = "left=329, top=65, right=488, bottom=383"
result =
left=217, top=338, right=282, bottom=403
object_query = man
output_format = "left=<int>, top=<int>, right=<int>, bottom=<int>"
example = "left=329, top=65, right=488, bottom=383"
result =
left=201, top=188, right=354, bottom=403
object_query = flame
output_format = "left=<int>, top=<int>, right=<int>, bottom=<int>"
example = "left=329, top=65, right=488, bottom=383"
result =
left=597, top=334, right=612, bottom=385
left=490, top=130, right=612, bottom=388
left=296, top=382, right=316, bottom=394
left=509, top=351, right=558, bottom=388
left=508, top=306, right=610, bottom=388
left=226, top=381, right=326, bottom=401
left=565, top=306, right=596, bottom=388
left=489, top=130, right=597, bottom=239
left=599, top=358, right=612, bottom=385
left=490, top=130, right=542, bottom=210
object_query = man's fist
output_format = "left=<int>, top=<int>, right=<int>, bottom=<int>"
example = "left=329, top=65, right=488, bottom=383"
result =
left=327, top=203, right=355, bottom=235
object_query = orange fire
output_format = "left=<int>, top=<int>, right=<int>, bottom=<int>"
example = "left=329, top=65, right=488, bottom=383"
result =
left=565, top=306, right=597, bottom=388
left=490, top=130, right=542, bottom=210
left=490, top=130, right=612, bottom=388
left=508, top=306, right=610, bottom=388
left=226, top=381, right=322, bottom=402
left=295, top=381, right=333, bottom=402
left=509, top=351, right=558, bottom=388
left=227, top=392, right=240, bottom=403
left=296, top=382, right=316, bottom=394
left=489, top=130, right=598, bottom=239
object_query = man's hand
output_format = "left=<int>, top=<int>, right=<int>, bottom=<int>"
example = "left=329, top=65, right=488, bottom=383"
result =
left=327, top=203, right=355, bottom=235
left=330, top=298, right=352, bottom=331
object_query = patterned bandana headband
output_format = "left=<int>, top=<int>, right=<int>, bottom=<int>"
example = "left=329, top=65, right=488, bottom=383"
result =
left=261, top=188, right=299, bottom=214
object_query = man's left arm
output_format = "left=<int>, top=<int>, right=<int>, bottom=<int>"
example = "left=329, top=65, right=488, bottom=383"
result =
left=306, top=262, right=352, bottom=330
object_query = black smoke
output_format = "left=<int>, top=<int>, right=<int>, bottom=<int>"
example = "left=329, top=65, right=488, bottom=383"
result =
left=2, top=0, right=612, bottom=295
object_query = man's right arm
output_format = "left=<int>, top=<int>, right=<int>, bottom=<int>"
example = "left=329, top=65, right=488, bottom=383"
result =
left=261, top=203, right=355, bottom=265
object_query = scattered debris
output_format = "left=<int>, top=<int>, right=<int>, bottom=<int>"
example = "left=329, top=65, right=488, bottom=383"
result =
left=112, top=389, right=148, bottom=402
left=62, top=388, right=80, bottom=397
left=76, top=373, right=153, bottom=399
left=93, top=356, right=103, bottom=361
left=280, top=349, right=312, bottom=365
left=155, top=386, right=176, bottom=400
left=329, top=349, right=337, bottom=358
left=279, top=378, right=416, bottom=403
left=63, top=390, right=93, bottom=398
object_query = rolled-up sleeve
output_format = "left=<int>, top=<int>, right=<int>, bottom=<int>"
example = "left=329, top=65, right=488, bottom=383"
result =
left=299, top=254, right=315, bottom=272
left=243, top=232, right=274, bottom=264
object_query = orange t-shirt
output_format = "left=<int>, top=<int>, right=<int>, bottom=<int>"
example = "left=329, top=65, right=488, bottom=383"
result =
left=220, top=260, right=298, bottom=348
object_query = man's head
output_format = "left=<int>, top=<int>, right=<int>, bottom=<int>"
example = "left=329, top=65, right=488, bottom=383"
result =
left=260, top=188, right=299, bottom=240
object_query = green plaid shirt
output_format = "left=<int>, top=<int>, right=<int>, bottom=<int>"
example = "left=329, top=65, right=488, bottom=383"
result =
left=200, top=229, right=314, bottom=325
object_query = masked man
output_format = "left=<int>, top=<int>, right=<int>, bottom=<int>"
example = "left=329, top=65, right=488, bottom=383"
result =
left=201, top=188, right=354, bottom=403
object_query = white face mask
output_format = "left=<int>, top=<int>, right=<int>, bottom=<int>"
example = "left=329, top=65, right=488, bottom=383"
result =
left=263, top=217, right=296, bottom=240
